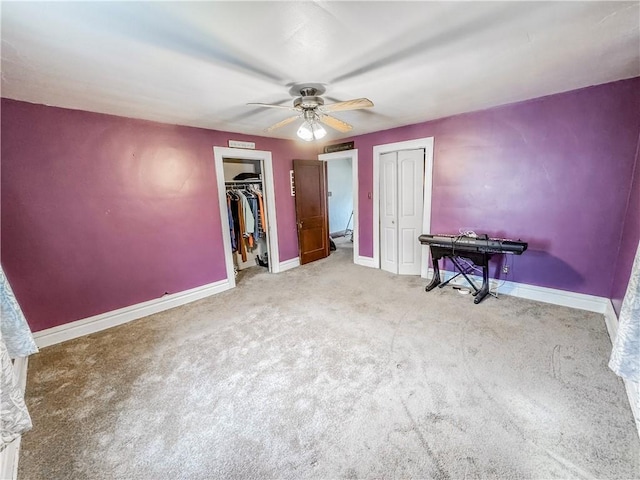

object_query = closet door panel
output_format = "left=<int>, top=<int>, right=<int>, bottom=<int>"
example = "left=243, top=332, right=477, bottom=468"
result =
left=380, top=152, right=398, bottom=274
left=397, top=149, right=424, bottom=275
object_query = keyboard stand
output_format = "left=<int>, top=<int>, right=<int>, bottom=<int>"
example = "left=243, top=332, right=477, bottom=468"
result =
left=425, top=246, right=493, bottom=304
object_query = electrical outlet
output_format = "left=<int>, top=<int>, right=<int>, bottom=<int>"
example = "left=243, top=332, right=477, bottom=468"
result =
left=502, top=265, right=509, bottom=274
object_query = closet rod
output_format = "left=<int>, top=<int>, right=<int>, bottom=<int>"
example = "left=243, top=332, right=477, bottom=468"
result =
left=225, top=180, right=262, bottom=185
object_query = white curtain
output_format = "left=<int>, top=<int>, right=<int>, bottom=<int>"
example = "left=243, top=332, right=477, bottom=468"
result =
left=609, top=240, right=640, bottom=383
left=0, top=266, right=38, bottom=452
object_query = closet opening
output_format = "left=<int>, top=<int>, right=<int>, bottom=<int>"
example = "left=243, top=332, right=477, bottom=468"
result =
left=223, top=158, right=270, bottom=280
left=214, top=147, right=280, bottom=288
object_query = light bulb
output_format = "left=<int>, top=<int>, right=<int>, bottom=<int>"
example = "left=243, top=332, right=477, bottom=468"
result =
left=312, top=123, right=327, bottom=140
left=297, top=121, right=314, bottom=141
left=297, top=116, right=327, bottom=141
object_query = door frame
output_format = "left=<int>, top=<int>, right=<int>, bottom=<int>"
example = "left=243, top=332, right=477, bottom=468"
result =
left=214, top=146, right=281, bottom=289
left=372, top=137, right=434, bottom=277
left=318, top=149, right=359, bottom=263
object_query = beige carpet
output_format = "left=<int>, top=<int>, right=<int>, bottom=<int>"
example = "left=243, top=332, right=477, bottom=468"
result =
left=19, top=239, right=640, bottom=479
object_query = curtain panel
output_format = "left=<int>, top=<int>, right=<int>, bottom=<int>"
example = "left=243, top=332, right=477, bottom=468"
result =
left=609, top=240, right=640, bottom=384
left=0, top=266, right=38, bottom=452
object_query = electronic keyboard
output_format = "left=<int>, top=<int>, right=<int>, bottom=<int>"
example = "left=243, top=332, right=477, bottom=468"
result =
left=418, top=234, right=527, bottom=255
left=419, top=233, right=527, bottom=304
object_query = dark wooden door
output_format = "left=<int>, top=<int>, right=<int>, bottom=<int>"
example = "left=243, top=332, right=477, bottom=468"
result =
left=293, top=159, right=330, bottom=265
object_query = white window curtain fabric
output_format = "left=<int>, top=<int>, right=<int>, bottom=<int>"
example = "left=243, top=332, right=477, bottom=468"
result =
left=609, top=240, right=640, bottom=383
left=0, top=266, right=38, bottom=452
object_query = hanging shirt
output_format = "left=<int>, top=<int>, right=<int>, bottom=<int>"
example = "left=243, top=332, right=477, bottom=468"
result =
left=238, top=190, right=255, bottom=235
left=226, top=193, right=236, bottom=252
left=237, top=190, right=256, bottom=249
left=236, top=194, right=247, bottom=261
left=255, top=190, right=267, bottom=235
left=248, top=196, right=259, bottom=238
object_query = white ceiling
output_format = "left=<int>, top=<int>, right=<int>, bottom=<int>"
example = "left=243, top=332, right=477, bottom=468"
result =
left=2, top=1, right=639, bottom=141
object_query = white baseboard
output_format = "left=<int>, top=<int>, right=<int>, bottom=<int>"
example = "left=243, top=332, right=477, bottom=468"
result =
left=498, top=281, right=608, bottom=313
left=0, top=357, right=29, bottom=480
left=603, top=300, right=640, bottom=438
left=428, top=268, right=609, bottom=313
left=34, top=279, right=233, bottom=348
left=356, top=256, right=377, bottom=268
left=603, top=300, right=619, bottom=341
left=278, top=257, right=300, bottom=272
left=33, top=257, right=305, bottom=349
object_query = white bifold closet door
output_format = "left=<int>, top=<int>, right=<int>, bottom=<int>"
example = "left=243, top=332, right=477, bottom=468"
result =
left=380, top=148, right=425, bottom=275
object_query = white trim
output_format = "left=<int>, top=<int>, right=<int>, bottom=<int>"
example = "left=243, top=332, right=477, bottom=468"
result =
left=0, top=357, right=28, bottom=480
left=262, top=154, right=280, bottom=272
left=603, top=300, right=640, bottom=438
left=0, top=434, right=20, bottom=480
left=278, top=257, right=301, bottom=272
left=603, top=299, right=619, bottom=341
left=319, top=149, right=359, bottom=263
left=213, top=147, right=280, bottom=277
left=429, top=268, right=609, bottom=313
left=355, top=256, right=378, bottom=269
left=34, top=279, right=232, bottom=348
left=214, top=148, right=237, bottom=288
left=372, top=137, right=434, bottom=272
left=496, top=280, right=608, bottom=313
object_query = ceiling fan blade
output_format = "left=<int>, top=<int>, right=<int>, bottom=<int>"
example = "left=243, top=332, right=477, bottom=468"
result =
left=322, top=98, right=374, bottom=113
left=265, top=115, right=300, bottom=132
left=248, top=102, right=297, bottom=111
left=318, top=114, right=353, bottom=133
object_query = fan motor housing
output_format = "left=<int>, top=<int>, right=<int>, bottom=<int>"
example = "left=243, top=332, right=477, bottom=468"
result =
left=294, top=96, right=324, bottom=109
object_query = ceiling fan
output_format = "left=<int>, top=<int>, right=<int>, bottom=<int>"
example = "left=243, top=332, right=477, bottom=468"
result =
left=248, top=84, right=374, bottom=141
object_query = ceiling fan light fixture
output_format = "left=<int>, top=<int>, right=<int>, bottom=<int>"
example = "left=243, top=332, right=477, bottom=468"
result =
left=297, top=119, right=326, bottom=141
left=254, top=84, right=370, bottom=138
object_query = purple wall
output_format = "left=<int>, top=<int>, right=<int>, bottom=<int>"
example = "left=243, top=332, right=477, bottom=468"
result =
left=3, top=78, right=638, bottom=333
left=348, top=78, right=640, bottom=297
left=1, top=99, right=315, bottom=332
left=610, top=132, right=640, bottom=315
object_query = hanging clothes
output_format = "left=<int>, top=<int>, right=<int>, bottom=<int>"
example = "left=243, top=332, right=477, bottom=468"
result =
left=226, top=189, right=247, bottom=261
left=237, top=190, right=254, bottom=236
left=226, top=183, right=267, bottom=261
left=237, top=190, right=255, bottom=248
left=241, top=189, right=260, bottom=239
left=254, top=189, right=267, bottom=236
left=236, top=193, right=247, bottom=261
left=226, top=193, right=236, bottom=252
